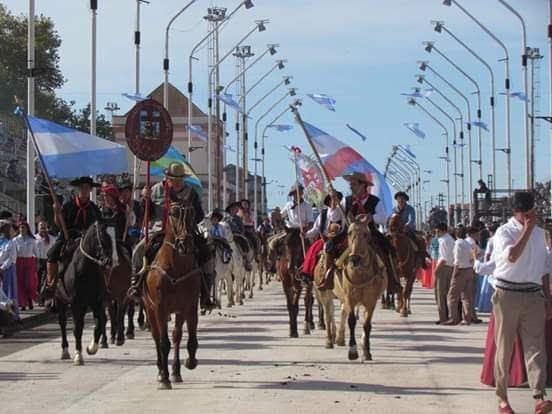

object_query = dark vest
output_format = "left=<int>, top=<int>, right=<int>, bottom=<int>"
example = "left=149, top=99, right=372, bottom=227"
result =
left=345, top=194, right=380, bottom=217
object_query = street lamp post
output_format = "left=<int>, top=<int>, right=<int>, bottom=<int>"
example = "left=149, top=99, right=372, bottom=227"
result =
left=419, top=61, right=474, bottom=222
left=396, top=147, right=423, bottom=229
left=423, top=42, right=483, bottom=183
left=417, top=74, right=464, bottom=212
left=27, top=0, right=35, bottom=230
left=90, top=0, right=97, bottom=203
left=443, top=0, right=511, bottom=194
left=433, top=21, right=497, bottom=189
left=497, top=0, right=530, bottom=189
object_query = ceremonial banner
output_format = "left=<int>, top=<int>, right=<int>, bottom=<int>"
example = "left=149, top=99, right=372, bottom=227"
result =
left=286, top=146, right=326, bottom=208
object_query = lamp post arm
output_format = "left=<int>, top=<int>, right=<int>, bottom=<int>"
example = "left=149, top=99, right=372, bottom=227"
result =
left=247, top=80, right=286, bottom=115
left=245, top=65, right=279, bottom=96
left=224, top=49, right=271, bottom=93
left=165, top=1, right=197, bottom=62
left=433, top=46, right=480, bottom=95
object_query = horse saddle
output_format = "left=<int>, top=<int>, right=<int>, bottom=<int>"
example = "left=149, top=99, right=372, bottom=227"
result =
left=314, top=252, right=335, bottom=291
left=144, top=232, right=165, bottom=264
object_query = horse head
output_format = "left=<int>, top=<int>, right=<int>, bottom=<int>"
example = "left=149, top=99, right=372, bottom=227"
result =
left=347, top=214, right=373, bottom=267
left=166, top=202, right=195, bottom=256
left=81, top=221, right=114, bottom=269
left=388, top=214, right=402, bottom=234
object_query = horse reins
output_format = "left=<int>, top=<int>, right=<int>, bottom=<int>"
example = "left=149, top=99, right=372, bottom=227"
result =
left=79, top=222, right=111, bottom=268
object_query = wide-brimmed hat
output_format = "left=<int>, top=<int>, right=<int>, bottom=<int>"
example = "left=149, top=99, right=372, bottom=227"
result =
left=210, top=208, right=224, bottom=220
left=343, top=172, right=374, bottom=186
left=164, top=162, right=188, bottom=179
left=288, top=184, right=304, bottom=196
left=323, top=191, right=343, bottom=207
left=394, top=191, right=409, bottom=201
left=101, top=184, right=120, bottom=200
left=69, top=176, right=101, bottom=188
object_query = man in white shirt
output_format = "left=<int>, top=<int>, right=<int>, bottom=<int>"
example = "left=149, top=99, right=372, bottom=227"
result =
left=35, top=221, right=57, bottom=301
left=434, top=222, right=455, bottom=324
left=443, top=227, right=474, bottom=325
left=465, top=226, right=483, bottom=324
left=492, top=192, right=552, bottom=414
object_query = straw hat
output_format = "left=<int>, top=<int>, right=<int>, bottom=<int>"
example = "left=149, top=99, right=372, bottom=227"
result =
left=164, top=162, right=188, bottom=179
left=343, top=172, right=374, bottom=186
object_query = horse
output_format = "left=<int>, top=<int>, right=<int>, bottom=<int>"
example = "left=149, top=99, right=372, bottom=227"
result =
left=142, top=202, right=201, bottom=389
left=57, top=221, right=115, bottom=365
left=315, top=215, right=386, bottom=361
left=257, top=229, right=275, bottom=289
left=387, top=214, right=423, bottom=317
left=274, top=230, right=314, bottom=338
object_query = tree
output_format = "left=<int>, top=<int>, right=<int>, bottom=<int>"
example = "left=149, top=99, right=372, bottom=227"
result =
left=67, top=104, right=114, bottom=140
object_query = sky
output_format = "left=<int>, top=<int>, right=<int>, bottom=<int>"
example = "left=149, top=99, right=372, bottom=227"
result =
left=2, top=0, right=549, bottom=210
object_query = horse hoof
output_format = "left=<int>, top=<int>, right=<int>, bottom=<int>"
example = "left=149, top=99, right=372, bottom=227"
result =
left=400, top=312, right=408, bottom=318
left=303, top=328, right=311, bottom=335
left=126, top=332, right=135, bottom=340
left=362, top=353, right=373, bottom=362
left=318, top=323, right=326, bottom=331
left=227, top=303, right=233, bottom=308
left=348, top=349, right=359, bottom=361
left=381, top=304, right=387, bottom=310
left=325, top=342, right=334, bottom=349
left=74, top=352, right=84, bottom=366
left=116, top=338, right=125, bottom=346
left=239, top=300, right=244, bottom=306
left=171, top=374, right=183, bottom=383
left=158, top=380, right=172, bottom=390
left=86, top=341, right=99, bottom=355
left=258, top=286, right=263, bottom=291
left=185, top=358, right=198, bottom=370
left=110, top=338, right=115, bottom=345
left=139, top=323, right=146, bottom=331
left=101, top=341, right=109, bottom=349
left=200, top=309, right=206, bottom=316
left=289, top=331, right=299, bottom=338
left=61, top=347, right=71, bottom=360
left=336, top=338, right=345, bottom=347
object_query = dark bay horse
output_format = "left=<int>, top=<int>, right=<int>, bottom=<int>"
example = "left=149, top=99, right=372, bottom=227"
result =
left=57, top=221, right=114, bottom=365
left=275, top=230, right=314, bottom=338
left=142, top=202, right=201, bottom=390
left=387, top=214, right=422, bottom=317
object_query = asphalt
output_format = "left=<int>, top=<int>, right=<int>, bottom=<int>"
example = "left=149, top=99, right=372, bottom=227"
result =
left=0, top=281, right=546, bottom=414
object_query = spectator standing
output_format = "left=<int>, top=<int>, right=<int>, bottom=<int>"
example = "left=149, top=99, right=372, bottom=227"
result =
left=434, top=222, right=455, bottom=324
left=35, top=221, right=57, bottom=302
left=0, top=220, right=18, bottom=319
left=14, top=222, right=38, bottom=310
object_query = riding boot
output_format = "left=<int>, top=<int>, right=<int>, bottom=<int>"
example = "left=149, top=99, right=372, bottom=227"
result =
left=200, top=271, right=215, bottom=312
left=42, top=262, right=58, bottom=299
left=128, top=258, right=147, bottom=301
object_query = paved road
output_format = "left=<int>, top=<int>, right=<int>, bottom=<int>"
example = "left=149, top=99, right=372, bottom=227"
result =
left=0, top=282, right=543, bottom=414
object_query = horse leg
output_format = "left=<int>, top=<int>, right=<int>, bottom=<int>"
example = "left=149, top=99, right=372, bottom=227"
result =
left=58, top=303, right=71, bottom=360
left=144, top=304, right=163, bottom=385
left=362, top=299, right=378, bottom=362
left=405, top=272, right=416, bottom=315
left=138, top=301, right=146, bottom=330
left=158, top=318, right=172, bottom=389
left=126, top=302, right=135, bottom=339
left=322, top=293, right=335, bottom=349
left=347, top=310, right=359, bottom=361
left=71, top=303, right=85, bottom=366
left=86, top=301, right=105, bottom=356
left=380, top=293, right=387, bottom=309
left=116, top=301, right=126, bottom=346
left=226, top=274, right=234, bottom=307
left=336, top=303, right=347, bottom=347
left=318, top=300, right=326, bottom=330
left=171, top=313, right=184, bottom=383
left=108, top=301, right=117, bottom=344
left=185, top=309, right=199, bottom=370
left=304, top=281, right=315, bottom=332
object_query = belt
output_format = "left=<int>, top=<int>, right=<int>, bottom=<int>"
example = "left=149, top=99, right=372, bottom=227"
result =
left=495, top=278, right=542, bottom=293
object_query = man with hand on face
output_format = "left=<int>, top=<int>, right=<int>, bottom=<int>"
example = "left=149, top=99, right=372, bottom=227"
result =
left=491, top=192, right=552, bottom=414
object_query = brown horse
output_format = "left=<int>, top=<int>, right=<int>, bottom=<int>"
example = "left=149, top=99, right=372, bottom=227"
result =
left=142, top=203, right=201, bottom=389
left=275, top=231, right=314, bottom=337
left=387, top=214, right=422, bottom=317
left=315, top=215, right=386, bottom=361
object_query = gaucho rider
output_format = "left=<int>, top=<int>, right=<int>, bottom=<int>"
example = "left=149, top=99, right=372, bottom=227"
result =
left=99, top=184, right=131, bottom=265
left=129, top=162, right=214, bottom=310
left=45, top=176, right=102, bottom=294
left=392, top=191, right=427, bottom=267
left=238, top=199, right=261, bottom=259
left=342, top=172, right=400, bottom=291
left=225, top=201, right=252, bottom=271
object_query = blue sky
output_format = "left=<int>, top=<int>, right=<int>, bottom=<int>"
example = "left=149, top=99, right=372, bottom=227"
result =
left=3, top=0, right=549, bottom=209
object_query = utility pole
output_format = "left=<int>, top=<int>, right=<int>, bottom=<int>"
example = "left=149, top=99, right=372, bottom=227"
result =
left=27, top=0, right=35, bottom=230
left=528, top=47, right=543, bottom=190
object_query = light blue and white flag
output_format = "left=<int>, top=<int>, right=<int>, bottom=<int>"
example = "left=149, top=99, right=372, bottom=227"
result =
left=403, top=122, right=426, bottom=139
left=121, top=92, right=146, bottom=102
left=225, top=144, right=236, bottom=152
left=499, top=91, right=529, bottom=102
left=27, top=116, right=127, bottom=178
left=471, top=121, right=489, bottom=131
left=307, top=93, right=336, bottom=112
left=268, top=124, right=293, bottom=132
left=454, top=143, right=467, bottom=148
left=186, top=124, right=208, bottom=142
left=217, top=93, right=244, bottom=113
left=346, top=123, right=368, bottom=141
left=401, top=88, right=433, bottom=99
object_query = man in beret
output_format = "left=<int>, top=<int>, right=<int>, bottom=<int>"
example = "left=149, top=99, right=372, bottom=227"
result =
left=45, top=176, right=102, bottom=295
left=492, top=192, right=552, bottom=414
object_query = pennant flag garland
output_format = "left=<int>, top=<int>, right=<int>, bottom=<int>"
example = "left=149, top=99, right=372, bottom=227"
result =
left=150, top=145, right=202, bottom=195
left=217, top=93, right=244, bottom=113
left=186, top=124, right=208, bottom=142
left=400, top=88, right=433, bottom=99
left=403, top=122, right=426, bottom=139
left=302, top=121, right=393, bottom=216
left=224, top=144, right=236, bottom=152
left=307, top=93, right=337, bottom=112
left=26, top=116, right=128, bottom=178
left=268, top=124, right=293, bottom=132
left=471, top=121, right=489, bottom=131
left=121, top=92, right=146, bottom=102
left=498, top=91, right=529, bottom=102
left=346, top=124, right=368, bottom=141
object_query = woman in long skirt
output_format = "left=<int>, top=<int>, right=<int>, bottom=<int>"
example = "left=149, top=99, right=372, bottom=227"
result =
left=0, top=220, right=19, bottom=319
left=14, top=222, right=38, bottom=310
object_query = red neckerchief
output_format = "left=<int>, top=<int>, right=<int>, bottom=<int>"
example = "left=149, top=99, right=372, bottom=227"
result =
left=352, top=193, right=368, bottom=215
left=74, top=196, right=90, bottom=227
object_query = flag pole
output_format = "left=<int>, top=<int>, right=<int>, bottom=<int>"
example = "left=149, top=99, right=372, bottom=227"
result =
left=291, top=147, right=306, bottom=257
left=15, top=102, right=69, bottom=240
left=291, top=106, right=350, bottom=224
left=144, top=161, right=151, bottom=244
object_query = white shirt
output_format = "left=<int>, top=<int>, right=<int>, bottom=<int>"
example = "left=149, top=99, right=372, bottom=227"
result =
left=0, top=237, right=17, bottom=271
left=35, top=233, right=57, bottom=260
left=474, top=258, right=496, bottom=276
left=341, top=194, right=387, bottom=225
left=485, top=236, right=495, bottom=261
left=466, top=236, right=482, bottom=257
left=437, top=233, right=455, bottom=266
left=493, top=217, right=549, bottom=286
left=306, top=207, right=345, bottom=240
left=454, top=238, right=474, bottom=268
left=14, top=235, right=38, bottom=258
left=281, top=200, right=314, bottom=229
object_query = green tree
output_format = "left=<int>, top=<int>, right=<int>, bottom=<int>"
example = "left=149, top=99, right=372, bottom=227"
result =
left=67, top=104, right=114, bottom=140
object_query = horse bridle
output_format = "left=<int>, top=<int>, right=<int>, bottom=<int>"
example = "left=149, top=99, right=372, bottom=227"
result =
left=79, top=222, right=112, bottom=268
left=165, top=203, right=195, bottom=256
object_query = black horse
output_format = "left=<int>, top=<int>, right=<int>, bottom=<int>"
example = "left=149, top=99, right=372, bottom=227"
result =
left=57, top=221, right=114, bottom=365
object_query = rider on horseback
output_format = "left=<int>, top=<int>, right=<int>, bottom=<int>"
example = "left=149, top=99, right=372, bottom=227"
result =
left=342, top=172, right=400, bottom=291
left=392, top=191, right=428, bottom=268
left=129, top=162, right=214, bottom=310
left=45, top=176, right=102, bottom=296
left=225, top=201, right=252, bottom=271
left=208, top=208, right=232, bottom=264
left=238, top=199, right=261, bottom=259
